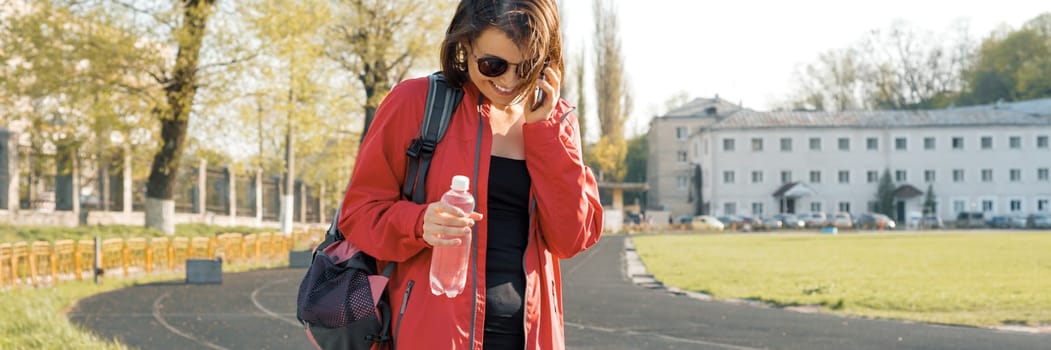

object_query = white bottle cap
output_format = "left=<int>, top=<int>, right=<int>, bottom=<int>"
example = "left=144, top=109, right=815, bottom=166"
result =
left=451, top=175, right=470, bottom=191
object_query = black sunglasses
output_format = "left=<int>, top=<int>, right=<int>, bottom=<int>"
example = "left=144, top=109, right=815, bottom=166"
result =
left=473, top=54, right=531, bottom=78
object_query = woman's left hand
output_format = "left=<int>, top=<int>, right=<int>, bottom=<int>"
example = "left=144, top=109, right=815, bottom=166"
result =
left=524, top=65, right=561, bottom=124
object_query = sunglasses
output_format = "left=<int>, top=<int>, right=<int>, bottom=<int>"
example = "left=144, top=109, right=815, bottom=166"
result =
left=473, top=53, right=532, bottom=78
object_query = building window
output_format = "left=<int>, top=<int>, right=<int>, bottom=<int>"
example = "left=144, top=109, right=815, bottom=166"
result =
left=752, top=171, right=764, bottom=184
left=838, top=138, right=850, bottom=151
left=895, top=137, right=907, bottom=150
left=1010, top=169, right=1021, bottom=182
left=677, top=151, right=688, bottom=163
left=781, top=171, right=792, bottom=184
left=676, top=127, right=688, bottom=141
left=811, top=202, right=822, bottom=212
left=981, top=169, right=993, bottom=182
left=924, top=170, right=935, bottom=183
left=1009, top=136, right=1022, bottom=149
left=1038, top=199, right=1049, bottom=212
left=953, top=200, right=966, bottom=213
left=810, top=137, right=821, bottom=150
left=867, top=170, right=878, bottom=183
left=953, top=169, right=964, bottom=182
left=895, top=170, right=907, bottom=182
left=677, top=176, right=688, bottom=190
left=866, top=137, right=878, bottom=150
left=838, top=170, right=850, bottom=184
left=1010, top=200, right=1022, bottom=212
left=838, top=202, right=851, bottom=213
left=982, top=200, right=994, bottom=212
left=780, top=138, right=793, bottom=152
left=752, top=202, right=764, bottom=216
left=924, top=137, right=935, bottom=150
left=723, top=138, right=735, bottom=151
left=952, top=137, right=964, bottom=150
left=1039, top=168, right=1049, bottom=181
left=751, top=138, right=763, bottom=151
left=981, top=136, right=993, bottom=150
left=724, top=202, right=737, bottom=215
left=809, top=170, right=821, bottom=184
left=723, top=171, right=735, bottom=184
left=1038, top=135, right=1049, bottom=149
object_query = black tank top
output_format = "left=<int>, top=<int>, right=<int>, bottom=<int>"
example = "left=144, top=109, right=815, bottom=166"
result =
left=483, top=156, right=530, bottom=345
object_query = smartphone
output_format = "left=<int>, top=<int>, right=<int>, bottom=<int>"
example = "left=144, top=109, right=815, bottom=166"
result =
left=531, top=59, right=551, bottom=111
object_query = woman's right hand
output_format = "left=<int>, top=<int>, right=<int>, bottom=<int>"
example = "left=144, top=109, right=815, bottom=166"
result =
left=421, top=201, right=483, bottom=247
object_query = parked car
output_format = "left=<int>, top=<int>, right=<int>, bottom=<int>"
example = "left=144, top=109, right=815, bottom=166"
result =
left=955, top=212, right=986, bottom=229
left=717, top=215, right=744, bottom=230
left=1027, top=214, right=1051, bottom=229
left=760, top=216, right=784, bottom=230
left=986, top=215, right=1027, bottom=229
left=920, top=214, right=945, bottom=229
left=690, top=215, right=725, bottom=231
left=773, top=214, right=806, bottom=229
left=804, top=212, right=829, bottom=227
left=831, top=212, right=854, bottom=229
left=854, top=212, right=896, bottom=230
left=739, top=216, right=762, bottom=231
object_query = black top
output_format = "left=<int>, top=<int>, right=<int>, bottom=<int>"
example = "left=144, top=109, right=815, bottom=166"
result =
left=483, top=156, right=530, bottom=345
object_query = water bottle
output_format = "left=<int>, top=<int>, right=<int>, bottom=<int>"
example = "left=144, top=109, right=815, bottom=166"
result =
left=429, top=175, right=475, bottom=298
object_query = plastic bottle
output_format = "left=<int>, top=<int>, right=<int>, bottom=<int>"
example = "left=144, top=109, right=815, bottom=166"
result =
left=429, top=175, right=475, bottom=298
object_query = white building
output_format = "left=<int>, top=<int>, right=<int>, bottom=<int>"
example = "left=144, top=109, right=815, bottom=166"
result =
left=647, top=98, right=1051, bottom=223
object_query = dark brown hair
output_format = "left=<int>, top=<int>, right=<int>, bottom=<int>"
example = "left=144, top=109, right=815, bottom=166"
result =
left=440, top=0, right=564, bottom=93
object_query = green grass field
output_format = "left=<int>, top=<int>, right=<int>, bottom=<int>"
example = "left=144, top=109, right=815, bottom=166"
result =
left=632, top=231, right=1051, bottom=327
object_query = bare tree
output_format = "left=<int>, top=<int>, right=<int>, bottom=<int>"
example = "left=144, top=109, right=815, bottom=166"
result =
left=326, top=0, right=452, bottom=142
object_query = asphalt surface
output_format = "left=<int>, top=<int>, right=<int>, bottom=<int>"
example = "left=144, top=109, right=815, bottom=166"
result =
left=69, top=235, right=1051, bottom=350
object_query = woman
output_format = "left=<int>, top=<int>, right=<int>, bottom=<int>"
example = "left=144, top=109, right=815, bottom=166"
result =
left=338, top=0, right=603, bottom=349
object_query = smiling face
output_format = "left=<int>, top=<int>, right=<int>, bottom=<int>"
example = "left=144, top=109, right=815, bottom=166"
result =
left=467, top=28, right=532, bottom=108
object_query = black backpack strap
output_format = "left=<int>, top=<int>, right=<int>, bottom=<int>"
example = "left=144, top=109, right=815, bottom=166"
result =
left=403, top=73, right=463, bottom=205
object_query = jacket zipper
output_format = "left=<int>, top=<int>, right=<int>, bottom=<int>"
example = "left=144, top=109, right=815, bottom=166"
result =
left=394, top=280, right=414, bottom=350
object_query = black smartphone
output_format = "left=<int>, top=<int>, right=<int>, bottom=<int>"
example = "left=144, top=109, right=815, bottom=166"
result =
left=531, top=59, right=551, bottom=111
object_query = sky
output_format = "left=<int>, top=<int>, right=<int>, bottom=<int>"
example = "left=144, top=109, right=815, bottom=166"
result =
left=559, top=0, right=1050, bottom=140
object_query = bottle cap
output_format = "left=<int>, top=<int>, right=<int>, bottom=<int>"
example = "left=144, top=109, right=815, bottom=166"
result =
left=451, top=175, right=470, bottom=191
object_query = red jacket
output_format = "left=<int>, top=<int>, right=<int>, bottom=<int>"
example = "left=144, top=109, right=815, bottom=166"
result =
left=339, top=76, right=603, bottom=350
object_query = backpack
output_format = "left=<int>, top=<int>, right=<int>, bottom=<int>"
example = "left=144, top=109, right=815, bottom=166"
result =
left=296, top=73, right=463, bottom=350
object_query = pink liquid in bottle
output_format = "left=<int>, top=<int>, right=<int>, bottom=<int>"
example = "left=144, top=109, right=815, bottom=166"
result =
left=429, top=175, right=475, bottom=298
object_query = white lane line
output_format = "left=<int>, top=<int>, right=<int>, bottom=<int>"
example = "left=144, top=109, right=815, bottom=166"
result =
left=152, top=292, right=231, bottom=350
left=250, top=278, right=302, bottom=327
left=565, top=322, right=768, bottom=350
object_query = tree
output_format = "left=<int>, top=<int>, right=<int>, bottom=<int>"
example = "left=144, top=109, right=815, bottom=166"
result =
left=875, top=169, right=895, bottom=218
left=590, top=0, right=631, bottom=181
left=959, top=13, right=1051, bottom=105
left=246, top=0, right=335, bottom=233
left=326, top=0, right=453, bottom=143
left=923, top=183, right=936, bottom=215
left=140, top=0, right=219, bottom=234
left=785, top=21, right=974, bottom=111
left=622, top=134, right=646, bottom=207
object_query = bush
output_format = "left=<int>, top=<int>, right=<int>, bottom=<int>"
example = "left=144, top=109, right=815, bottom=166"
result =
left=0, top=224, right=277, bottom=243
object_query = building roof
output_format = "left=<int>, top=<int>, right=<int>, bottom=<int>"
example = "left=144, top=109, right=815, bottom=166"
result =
left=660, top=97, right=1051, bottom=129
left=772, top=182, right=815, bottom=198
left=893, top=184, right=924, bottom=199
left=663, top=96, right=749, bottom=118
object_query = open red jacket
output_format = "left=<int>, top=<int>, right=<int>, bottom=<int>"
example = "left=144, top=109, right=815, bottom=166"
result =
left=339, top=76, right=603, bottom=350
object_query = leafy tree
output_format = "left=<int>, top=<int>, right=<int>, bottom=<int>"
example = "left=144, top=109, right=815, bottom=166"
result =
left=622, top=134, right=646, bottom=206
left=590, top=0, right=631, bottom=181
left=959, top=14, right=1051, bottom=105
left=246, top=0, right=335, bottom=233
left=875, top=169, right=896, bottom=218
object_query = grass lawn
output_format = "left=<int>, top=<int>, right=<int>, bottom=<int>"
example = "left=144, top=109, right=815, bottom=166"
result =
left=632, top=231, right=1051, bottom=327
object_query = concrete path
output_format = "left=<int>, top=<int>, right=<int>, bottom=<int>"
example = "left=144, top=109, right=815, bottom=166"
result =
left=68, top=235, right=1051, bottom=350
